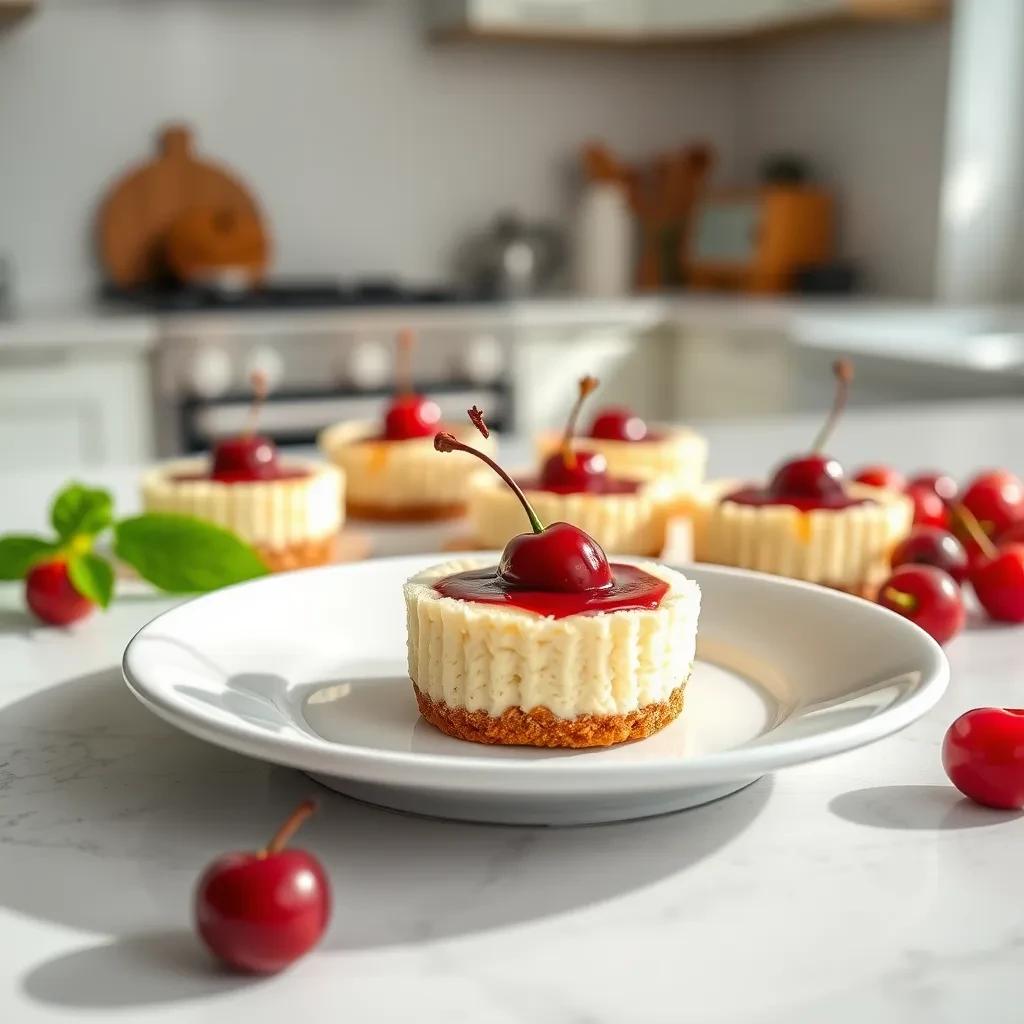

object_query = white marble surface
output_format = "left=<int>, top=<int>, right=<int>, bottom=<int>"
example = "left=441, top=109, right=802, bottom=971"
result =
left=3, top=409, right=1024, bottom=1022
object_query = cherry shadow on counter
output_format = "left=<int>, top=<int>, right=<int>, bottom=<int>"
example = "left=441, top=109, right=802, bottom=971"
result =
left=829, top=784, right=1023, bottom=830
left=5, top=666, right=771, bottom=1010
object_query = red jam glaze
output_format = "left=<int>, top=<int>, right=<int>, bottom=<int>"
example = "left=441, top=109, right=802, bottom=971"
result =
left=516, top=475, right=642, bottom=497
left=173, top=466, right=310, bottom=484
left=724, top=485, right=872, bottom=512
left=432, top=563, right=668, bottom=619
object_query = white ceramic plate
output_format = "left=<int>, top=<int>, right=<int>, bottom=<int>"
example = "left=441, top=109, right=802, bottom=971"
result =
left=122, top=554, right=949, bottom=825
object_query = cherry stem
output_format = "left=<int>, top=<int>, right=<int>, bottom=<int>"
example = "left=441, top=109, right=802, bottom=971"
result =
left=953, top=502, right=998, bottom=558
left=246, top=369, right=268, bottom=436
left=396, top=328, right=415, bottom=397
left=811, top=359, right=853, bottom=453
left=435, top=430, right=544, bottom=535
left=560, top=375, right=599, bottom=468
left=263, top=798, right=317, bottom=857
left=883, top=586, right=917, bottom=612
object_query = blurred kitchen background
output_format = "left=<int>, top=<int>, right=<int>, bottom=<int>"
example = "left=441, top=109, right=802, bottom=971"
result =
left=1, top=0, right=1022, bottom=469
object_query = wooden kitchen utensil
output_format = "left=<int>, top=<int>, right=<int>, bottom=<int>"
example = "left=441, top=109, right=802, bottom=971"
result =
left=97, top=124, right=270, bottom=287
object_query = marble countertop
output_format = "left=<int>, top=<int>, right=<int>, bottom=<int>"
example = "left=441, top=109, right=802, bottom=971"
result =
left=3, top=408, right=1024, bottom=1023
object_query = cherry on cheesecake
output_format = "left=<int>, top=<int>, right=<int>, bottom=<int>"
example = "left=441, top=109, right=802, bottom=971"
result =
left=539, top=376, right=610, bottom=493
left=382, top=328, right=441, bottom=441
left=854, top=465, right=906, bottom=490
left=728, top=360, right=867, bottom=511
left=433, top=408, right=667, bottom=617
left=209, top=371, right=287, bottom=482
left=590, top=405, right=649, bottom=442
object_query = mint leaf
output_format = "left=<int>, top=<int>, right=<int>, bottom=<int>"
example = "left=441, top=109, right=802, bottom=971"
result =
left=0, top=535, right=58, bottom=580
left=68, top=552, right=114, bottom=608
left=51, top=483, right=113, bottom=541
left=114, top=514, right=268, bottom=593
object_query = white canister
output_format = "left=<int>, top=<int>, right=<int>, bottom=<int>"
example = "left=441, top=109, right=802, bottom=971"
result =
left=573, top=182, right=633, bottom=298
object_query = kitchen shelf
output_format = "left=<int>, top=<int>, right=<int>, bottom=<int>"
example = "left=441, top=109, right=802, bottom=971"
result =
left=428, top=0, right=948, bottom=48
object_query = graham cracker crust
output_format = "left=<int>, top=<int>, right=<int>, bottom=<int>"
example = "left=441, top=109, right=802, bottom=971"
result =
left=256, top=536, right=338, bottom=573
left=347, top=500, right=467, bottom=522
left=413, top=683, right=686, bottom=748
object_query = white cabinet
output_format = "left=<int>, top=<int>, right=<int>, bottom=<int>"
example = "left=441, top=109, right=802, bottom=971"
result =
left=427, top=0, right=946, bottom=42
left=0, top=345, right=155, bottom=470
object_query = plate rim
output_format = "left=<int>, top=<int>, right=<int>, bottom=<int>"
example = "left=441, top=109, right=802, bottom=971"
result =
left=121, top=554, right=950, bottom=791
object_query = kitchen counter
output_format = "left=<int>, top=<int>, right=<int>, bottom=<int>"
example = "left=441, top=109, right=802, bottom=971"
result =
left=3, top=293, right=1023, bottom=355
left=3, top=405, right=1024, bottom=1023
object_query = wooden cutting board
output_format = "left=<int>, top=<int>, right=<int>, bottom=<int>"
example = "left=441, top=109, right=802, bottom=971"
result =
left=97, top=124, right=267, bottom=287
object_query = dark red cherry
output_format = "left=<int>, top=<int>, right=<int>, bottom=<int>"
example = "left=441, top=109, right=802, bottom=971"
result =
left=764, top=360, right=854, bottom=501
left=590, top=407, right=648, bottom=442
left=854, top=465, right=905, bottom=490
left=891, top=525, right=969, bottom=583
left=499, top=521, right=613, bottom=593
left=767, top=454, right=846, bottom=500
left=435, top=410, right=613, bottom=594
left=383, top=394, right=442, bottom=441
left=211, top=434, right=281, bottom=482
left=538, top=450, right=608, bottom=492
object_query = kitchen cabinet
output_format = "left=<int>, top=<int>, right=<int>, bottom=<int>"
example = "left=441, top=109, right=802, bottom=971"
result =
left=0, top=344, right=154, bottom=470
left=427, top=0, right=946, bottom=44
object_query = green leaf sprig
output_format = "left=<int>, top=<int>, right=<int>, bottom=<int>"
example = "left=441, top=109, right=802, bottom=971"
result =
left=0, top=481, right=268, bottom=609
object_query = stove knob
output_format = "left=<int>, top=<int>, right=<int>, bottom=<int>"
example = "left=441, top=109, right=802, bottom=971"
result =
left=347, top=337, right=391, bottom=390
left=243, top=346, right=284, bottom=392
left=188, top=347, right=233, bottom=398
left=461, top=333, right=504, bottom=384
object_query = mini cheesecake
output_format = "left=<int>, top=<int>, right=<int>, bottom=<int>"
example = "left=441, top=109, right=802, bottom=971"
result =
left=467, top=472, right=679, bottom=556
left=142, top=457, right=343, bottom=572
left=319, top=420, right=496, bottom=520
left=692, top=360, right=912, bottom=595
left=536, top=423, right=707, bottom=489
left=405, top=557, right=700, bottom=748
left=693, top=479, right=913, bottom=595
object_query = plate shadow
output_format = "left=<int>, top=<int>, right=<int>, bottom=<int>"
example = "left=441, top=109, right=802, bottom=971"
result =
left=4, top=667, right=771, bottom=1009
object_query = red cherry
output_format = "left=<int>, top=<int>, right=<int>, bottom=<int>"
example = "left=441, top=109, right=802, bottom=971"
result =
left=959, top=470, right=1024, bottom=540
left=195, top=800, right=330, bottom=974
left=890, top=526, right=969, bottom=583
left=765, top=360, right=854, bottom=501
left=877, top=565, right=964, bottom=645
left=436, top=410, right=613, bottom=593
left=590, top=406, right=648, bottom=442
left=539, top=450, right=608, bottom=492
left=943, top=708, right=1024, bottom=809
left=997, top=521, right=1024, bottom=547
left=541, top=375, right=607, bottom=491
left=854, top=464, right=906, bottom=490
left=211, top=434, right=281, bottom=482
left=970, top=542, right=1024, bottom=622
left=25, top=560, right=93, bottom=626
left=383, top=394, right=442, bottom=441
left=499, top=521, right=613, bottom=592
left=907, top=472, right=958, bottom=504
left=905, top=482, right=951, bottom=529
left=767, top=454, right=846, bottom=501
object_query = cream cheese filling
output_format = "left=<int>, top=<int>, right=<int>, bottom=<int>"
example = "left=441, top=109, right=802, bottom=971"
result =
left=404, top=557, right=700, bottom=719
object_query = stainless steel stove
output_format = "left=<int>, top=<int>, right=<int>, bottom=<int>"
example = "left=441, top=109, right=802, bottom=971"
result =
left=131, top=279, right=513, bottom=455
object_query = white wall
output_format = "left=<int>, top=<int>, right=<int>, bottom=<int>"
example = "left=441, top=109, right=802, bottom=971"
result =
left=0, top=0, right=741, bottom=305
left=734, top=20, right=951, bottom=298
